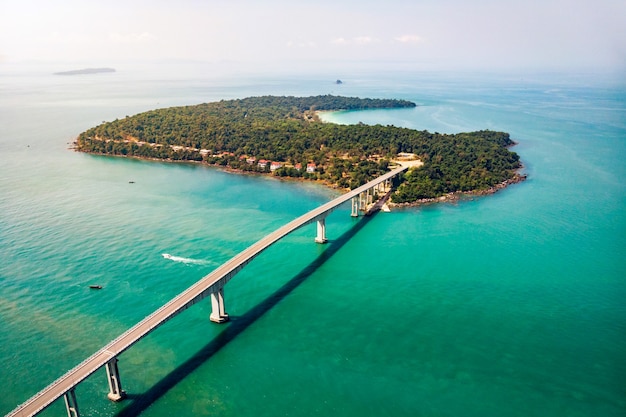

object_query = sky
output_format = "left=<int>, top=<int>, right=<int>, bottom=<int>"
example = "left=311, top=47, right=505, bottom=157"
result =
left=1, top=0, right=625, bottom=74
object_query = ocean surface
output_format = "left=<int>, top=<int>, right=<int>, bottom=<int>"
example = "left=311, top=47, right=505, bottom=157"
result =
left=1, top=66, right=624, bottom=417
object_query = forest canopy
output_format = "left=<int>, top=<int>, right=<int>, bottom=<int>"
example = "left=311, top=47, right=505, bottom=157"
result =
left=75, top=95, right=523, bottom=203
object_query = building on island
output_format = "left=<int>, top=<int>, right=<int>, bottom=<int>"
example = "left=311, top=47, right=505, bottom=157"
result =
left=306, top=163, right=316, bottom=173
left=270, top=161, right=283, bottom=171
left=258, top=159, right=268, bottom=168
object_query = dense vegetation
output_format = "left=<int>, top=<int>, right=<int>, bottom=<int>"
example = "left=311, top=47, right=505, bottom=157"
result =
left=75, top=95, right=523, bottom=202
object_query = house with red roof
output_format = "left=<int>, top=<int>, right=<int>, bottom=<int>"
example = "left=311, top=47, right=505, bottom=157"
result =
left=270, top=161, right=283, bottom=171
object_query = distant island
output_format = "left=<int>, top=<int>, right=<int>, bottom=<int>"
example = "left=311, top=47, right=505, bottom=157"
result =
left=74, top=95, right=525, bottom=204
left=54, top=68, right=116, bottom=76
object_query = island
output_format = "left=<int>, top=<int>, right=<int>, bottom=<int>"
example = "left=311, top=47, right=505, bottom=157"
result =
left=74, top=95, right=525, bottom=205
left=54, top=68, right=116, bottom=76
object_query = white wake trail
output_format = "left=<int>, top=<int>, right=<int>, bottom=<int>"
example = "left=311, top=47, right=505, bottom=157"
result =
left=162, top=253, right=212, bottom=265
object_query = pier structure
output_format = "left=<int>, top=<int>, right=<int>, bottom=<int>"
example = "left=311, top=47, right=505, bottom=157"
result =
left=7, top=166, right=406, bottom=417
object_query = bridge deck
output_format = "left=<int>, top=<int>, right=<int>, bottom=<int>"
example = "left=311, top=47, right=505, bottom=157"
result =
left=7, top=166, right=407, bottom=417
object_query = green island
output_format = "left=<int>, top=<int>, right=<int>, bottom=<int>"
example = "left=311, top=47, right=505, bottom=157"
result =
left=74, top=95, right=525, bottom=204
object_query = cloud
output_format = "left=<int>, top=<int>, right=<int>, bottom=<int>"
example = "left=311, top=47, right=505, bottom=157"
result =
left=109, top=32, right=157, bottom=43
left=331, top=36, right=380, bottom=46
left=331, top=37, right=349, bottom=45
left=354, top=36, right=378, bottom=45
left=394, top=34, right=424, bottom=44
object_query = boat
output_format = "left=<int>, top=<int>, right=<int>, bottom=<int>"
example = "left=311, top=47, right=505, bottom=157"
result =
left=162, top=253, right=173, bottom=259
left=89, top=285, right=103, bottom=289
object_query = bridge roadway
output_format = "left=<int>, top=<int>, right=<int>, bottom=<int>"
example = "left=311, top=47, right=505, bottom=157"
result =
left=7, top=165, right=407, bottom=417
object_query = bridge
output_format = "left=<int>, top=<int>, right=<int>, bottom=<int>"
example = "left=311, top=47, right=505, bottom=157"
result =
left=7, top=165, right=407, bottom=417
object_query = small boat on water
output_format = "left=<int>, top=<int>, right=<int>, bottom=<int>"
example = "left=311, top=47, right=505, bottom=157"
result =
left=162, top=253, right=173, bottom=259
left=89, top=285, right=103, bottom=289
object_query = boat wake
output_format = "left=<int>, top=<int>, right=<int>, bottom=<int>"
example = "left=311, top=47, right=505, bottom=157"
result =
left=162, top=253, right=212, bottom=265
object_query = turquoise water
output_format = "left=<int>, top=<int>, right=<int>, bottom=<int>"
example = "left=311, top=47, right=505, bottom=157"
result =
left=1, top=68, right=624, bottom=416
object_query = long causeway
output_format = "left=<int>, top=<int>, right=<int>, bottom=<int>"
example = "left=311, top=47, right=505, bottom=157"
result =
left=7, top=165, right=407, bottom=417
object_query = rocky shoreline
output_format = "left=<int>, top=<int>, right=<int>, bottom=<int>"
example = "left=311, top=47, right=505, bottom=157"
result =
left=389, top=172, right=528, bottom=208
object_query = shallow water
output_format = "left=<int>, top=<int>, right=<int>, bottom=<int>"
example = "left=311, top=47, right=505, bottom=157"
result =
left=1, top=68, right=624, bottom=416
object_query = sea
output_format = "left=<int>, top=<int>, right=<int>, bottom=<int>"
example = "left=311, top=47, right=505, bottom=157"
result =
left=1, top=64, right=624, bottom=417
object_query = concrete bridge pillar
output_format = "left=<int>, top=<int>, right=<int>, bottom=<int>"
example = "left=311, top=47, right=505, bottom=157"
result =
left=64, top=388, right=80, bottom=417
left=210, top=287, right=229, bottom=323
left=106, top=358, right=126, bottom=402
left=351, top=196, right=359, bottom=217
left=315, top=217, right=327, bottom=243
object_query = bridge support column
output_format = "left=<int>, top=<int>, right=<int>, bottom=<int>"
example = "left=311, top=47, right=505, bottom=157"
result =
left=64, top=388, right=80, bottom=417
left=315, top=217, right=327, bottom=243
left=106, top=358, right=126, bottom=402
left=210, top=287, right=229, bottom=323
left=351, top=196, right=359, bottom=217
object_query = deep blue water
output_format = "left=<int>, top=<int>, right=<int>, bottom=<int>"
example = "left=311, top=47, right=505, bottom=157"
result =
left=1, top=67, right=624, bottom=416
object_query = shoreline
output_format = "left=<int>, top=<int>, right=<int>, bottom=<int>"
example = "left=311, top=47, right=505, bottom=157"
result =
left=73, top=147, right=526, bottom=207
left=72, top=147, right=349, bottom=191
left=389, top=171, right=528, bottom=208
